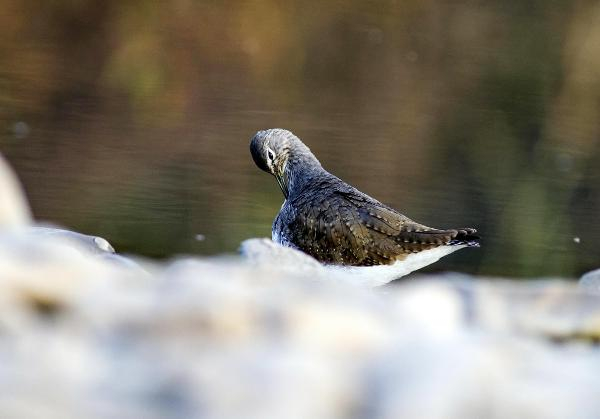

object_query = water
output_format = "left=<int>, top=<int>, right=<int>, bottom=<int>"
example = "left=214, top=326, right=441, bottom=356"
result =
left=1, top=0, right=599, bottom=277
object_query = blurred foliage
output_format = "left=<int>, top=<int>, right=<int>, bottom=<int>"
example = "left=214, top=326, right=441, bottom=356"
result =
left=1, top=0, right=599, bottom=277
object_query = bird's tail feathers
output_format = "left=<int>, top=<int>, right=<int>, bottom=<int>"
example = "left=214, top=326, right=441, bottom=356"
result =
left=448, top=228, right=480, bottom=247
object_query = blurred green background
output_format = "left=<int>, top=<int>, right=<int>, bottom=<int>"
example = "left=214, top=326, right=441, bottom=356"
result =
left=1, top=0, right=599, bottom=277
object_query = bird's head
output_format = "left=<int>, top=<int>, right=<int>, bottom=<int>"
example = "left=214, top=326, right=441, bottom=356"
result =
left=250, top=129, right=293, bottom=176
left=250, top=128, right=318, bottom=198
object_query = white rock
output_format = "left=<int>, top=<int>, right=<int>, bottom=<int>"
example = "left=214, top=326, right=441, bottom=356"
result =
left=22, top=225, right=116, bottom=254
left=0, top=153, right=32, bottom=227
left=579, top=268, right=600, bottom=295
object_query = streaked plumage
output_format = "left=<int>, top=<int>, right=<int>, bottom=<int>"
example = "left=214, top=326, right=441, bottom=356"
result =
left=250, top=128, right=479, bottom=273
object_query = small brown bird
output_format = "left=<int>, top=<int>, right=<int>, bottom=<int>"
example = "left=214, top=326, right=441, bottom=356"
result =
left=250, top=128, right=479, bottom=279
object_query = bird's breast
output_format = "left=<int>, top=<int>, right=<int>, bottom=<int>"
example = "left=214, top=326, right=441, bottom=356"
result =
left=272, top=200, right=296, bottom=248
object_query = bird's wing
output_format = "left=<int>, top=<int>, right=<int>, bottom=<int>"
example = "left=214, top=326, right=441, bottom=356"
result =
left=287, top=187, right=477, bottom=267
left=288, top=192, right=374, bottom=265
left=338, top=191, right=479, bottom=255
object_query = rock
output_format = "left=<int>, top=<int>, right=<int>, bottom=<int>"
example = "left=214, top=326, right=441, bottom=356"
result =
left=0, top=153, right=32, bottom=227
left=240, top=237, right=325, bottom=272
left=23, top=225, right=116, bottom=254
left=0, top=248, right=599, bottom=419
left=579, top=268, right=600, bottom=295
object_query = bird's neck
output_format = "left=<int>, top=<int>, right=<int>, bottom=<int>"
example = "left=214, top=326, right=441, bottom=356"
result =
left=282, top=152, right=325, bottom=199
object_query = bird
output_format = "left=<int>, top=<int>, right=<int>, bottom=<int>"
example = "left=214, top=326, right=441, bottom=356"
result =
left=249, top=128, right=479, bottom=280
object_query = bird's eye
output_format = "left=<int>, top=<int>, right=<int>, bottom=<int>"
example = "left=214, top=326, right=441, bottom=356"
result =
left=267, top=150, right=275, bottom=161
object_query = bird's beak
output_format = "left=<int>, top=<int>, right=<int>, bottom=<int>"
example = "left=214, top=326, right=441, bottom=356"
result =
left=275, top=172, right=289, bottom=199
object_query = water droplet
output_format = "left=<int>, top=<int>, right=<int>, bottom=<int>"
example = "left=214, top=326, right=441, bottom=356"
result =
left=13, top=121, right=30, bottom=139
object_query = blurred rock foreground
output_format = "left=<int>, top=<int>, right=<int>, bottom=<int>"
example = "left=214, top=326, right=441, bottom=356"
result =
left=1, top=155, right=600, bottom=419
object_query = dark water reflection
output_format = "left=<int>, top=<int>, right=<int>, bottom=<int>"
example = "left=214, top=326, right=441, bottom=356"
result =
left=1, top=0, right=599, bottom=277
